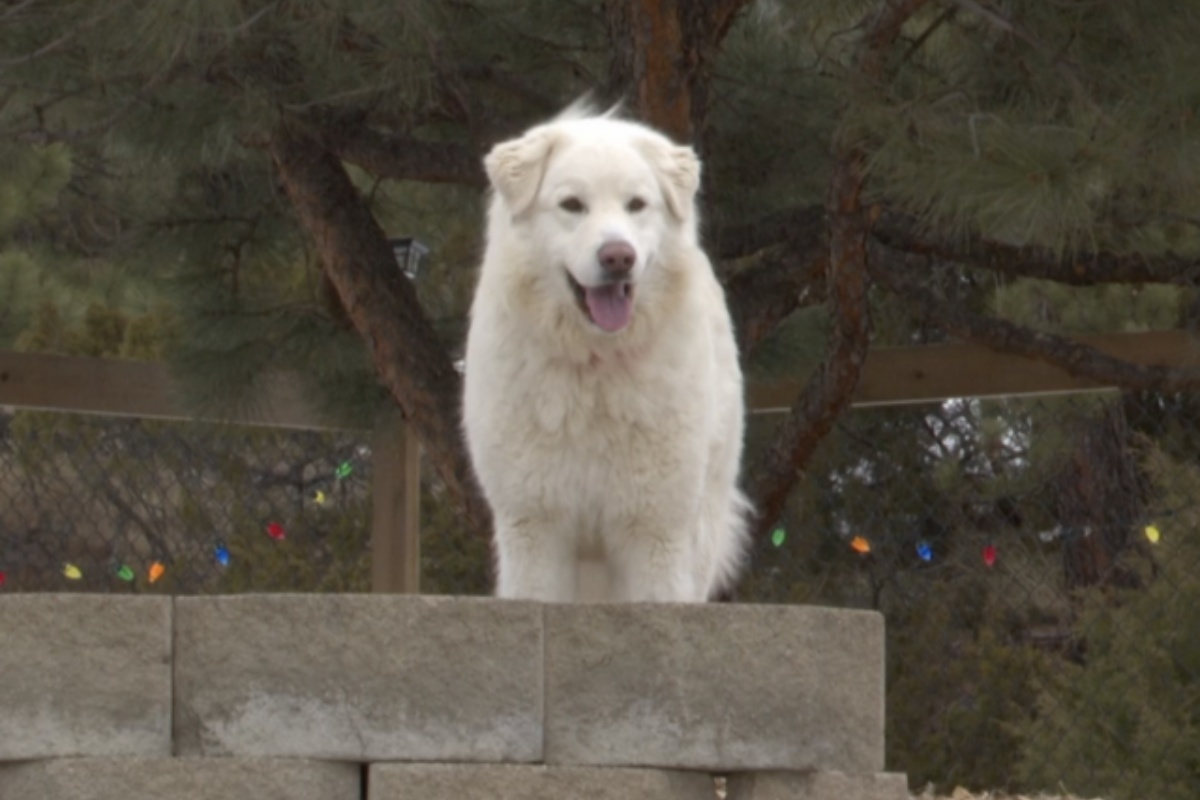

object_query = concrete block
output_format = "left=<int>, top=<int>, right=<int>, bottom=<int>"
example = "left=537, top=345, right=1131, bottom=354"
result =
left=0, top=757, right=359, bottom=800
left=369, top=763, right=714, bottom=799
left=726, top=771, right=910, bottom=800
left=174, top=594, right=543, bottom=761
left=544, top=603, right=884, bottom=772
left=0, top=594, right=171, bottom=759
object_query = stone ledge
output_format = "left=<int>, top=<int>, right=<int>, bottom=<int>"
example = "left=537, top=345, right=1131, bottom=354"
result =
left=370, top=762, right=715, bottom=799
left=544, top=603, right=885, bottom=772
left=0, top=595, right=171, bottom=760
left=1, top=593, right=894, bottom=778
left=173, top=595, right=543, bottom=762
left=0, top=757, right=359, bottom=800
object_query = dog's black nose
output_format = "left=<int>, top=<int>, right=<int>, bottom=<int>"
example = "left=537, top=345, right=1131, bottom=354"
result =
left=598, top=241, right=636, bottom=275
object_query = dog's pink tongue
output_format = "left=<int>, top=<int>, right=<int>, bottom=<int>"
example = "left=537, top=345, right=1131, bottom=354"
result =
left=584, top=284, right=632, bottom=332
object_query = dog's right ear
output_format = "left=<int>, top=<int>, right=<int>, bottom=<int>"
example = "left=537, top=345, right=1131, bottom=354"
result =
left=484, top=128, right=558, bottom=215
left=635, top=138, right=701, bottom=222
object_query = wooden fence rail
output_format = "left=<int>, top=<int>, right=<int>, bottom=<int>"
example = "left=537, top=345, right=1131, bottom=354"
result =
left=2, top=330, right=1196, bottom=594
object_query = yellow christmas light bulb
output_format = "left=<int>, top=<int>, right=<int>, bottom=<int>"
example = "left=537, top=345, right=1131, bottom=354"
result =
left=63, top=563, right=83, bottom=580
left=1145, top=525, right=1161, bottom=544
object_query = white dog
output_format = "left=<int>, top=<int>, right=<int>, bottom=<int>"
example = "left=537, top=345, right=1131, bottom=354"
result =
left=463, top=105, right=749, bottom=603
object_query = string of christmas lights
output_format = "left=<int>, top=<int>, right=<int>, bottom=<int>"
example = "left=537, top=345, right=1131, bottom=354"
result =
left=0, top=453, right=366, bottom=589
left=0, top=454, right=1182, bottom=587
left=768, top=511, right=1181, bottom=568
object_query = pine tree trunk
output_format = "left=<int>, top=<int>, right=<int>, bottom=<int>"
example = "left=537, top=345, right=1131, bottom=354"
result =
left=603, top=0, right=749, bottom=148
left=268, top=123, right=494, bottom=546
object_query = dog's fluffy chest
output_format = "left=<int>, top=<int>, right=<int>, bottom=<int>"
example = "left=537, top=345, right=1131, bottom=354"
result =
left=528, top=354, right=682, bottom=437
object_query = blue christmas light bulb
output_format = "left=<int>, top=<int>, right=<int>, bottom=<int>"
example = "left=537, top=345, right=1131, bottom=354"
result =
left=916, top=540, right=933, bottom=562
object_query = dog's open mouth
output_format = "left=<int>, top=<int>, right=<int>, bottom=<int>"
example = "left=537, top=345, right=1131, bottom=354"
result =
left=567, top=272, right=635, bottom=333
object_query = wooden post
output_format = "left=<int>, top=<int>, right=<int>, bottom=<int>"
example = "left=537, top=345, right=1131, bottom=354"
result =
left=371, top=416, right=422, bottom=593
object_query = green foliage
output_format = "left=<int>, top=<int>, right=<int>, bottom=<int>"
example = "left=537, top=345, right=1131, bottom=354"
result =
left=1016, top=450, right=1200, bottom=800
left=847, top=1, right=1200, bottom=256
left=16, top=300, right=170, bottom=359
left=0, top=251, right=42, bottom=343
left=0, top=142, right=72, bottom=235
left=742, top=305, right=828, bottom=382
left=992, top=279, right=1191, bottom=335
left=888, top=597, right=1048, bottom=793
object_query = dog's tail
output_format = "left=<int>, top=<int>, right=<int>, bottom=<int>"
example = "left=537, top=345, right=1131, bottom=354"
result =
left=702, top=488, right=753, bottom=601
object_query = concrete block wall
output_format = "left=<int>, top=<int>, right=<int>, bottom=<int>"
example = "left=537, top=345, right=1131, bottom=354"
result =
left=0, top=594, right=908, bottom=799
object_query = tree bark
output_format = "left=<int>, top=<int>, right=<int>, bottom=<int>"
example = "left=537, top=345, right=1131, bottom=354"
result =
left=268, top=122, right=493, bottom=543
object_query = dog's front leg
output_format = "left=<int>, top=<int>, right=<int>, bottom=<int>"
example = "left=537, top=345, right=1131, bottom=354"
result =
left=607, top=519, right=705, bottom=603
left=494, top=516, right=578, bottom=602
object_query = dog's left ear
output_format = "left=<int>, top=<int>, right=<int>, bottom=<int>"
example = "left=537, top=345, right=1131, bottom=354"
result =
left=484, top=127, right=559, bottom=215
left=638, top=139, right=701, bottom=221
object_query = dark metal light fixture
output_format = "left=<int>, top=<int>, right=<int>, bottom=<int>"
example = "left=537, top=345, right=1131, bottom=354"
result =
left=389, top=237, right=430, bottom=279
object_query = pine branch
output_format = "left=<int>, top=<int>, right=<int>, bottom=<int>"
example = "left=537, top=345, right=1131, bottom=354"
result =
left=715, top=204, right=824, bottom=260
left=722, top=204, right=1200, bottom=287
left=268, top=121, right=493, bottom=542
left=872, top=211, right=1200, bottom=286
left=948, top=0, right=1100, bottom=114
left=1, top=1, right=41, bottom=25
left=323, top=123, right=485, bottom=187
left=744, top=0, right=932, bottom=543
left=0, top=4, right=119, bottom=68
left=720, top=209, right=827, bottom=359
left=725, top=247, right=827, bottom=360
left=870, top=245, right=1200, bottom=392
left=15, top=44, right=188, bottom=145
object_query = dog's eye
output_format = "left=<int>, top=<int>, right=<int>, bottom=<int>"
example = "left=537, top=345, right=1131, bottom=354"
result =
left=627, top=197, right=647, bottom=213
left=559, top=197, right=586, bottom=213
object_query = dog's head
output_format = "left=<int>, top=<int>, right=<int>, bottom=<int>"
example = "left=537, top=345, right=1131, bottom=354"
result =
left=484, top=111, right=701, bottom=334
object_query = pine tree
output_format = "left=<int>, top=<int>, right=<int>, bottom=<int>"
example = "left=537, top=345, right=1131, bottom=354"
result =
left=4, top=0, right=1198, bottom=540
left=5, top=2, right=1200, bottom=792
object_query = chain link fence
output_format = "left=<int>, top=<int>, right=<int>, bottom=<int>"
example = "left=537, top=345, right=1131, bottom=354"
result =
left=0, top=409, right=374, bottom=593
left=1, top=387, right=1197, bottom=799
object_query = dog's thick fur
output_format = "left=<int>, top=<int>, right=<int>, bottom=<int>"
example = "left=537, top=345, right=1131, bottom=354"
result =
left=463, top=106, right=749, bottom=602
